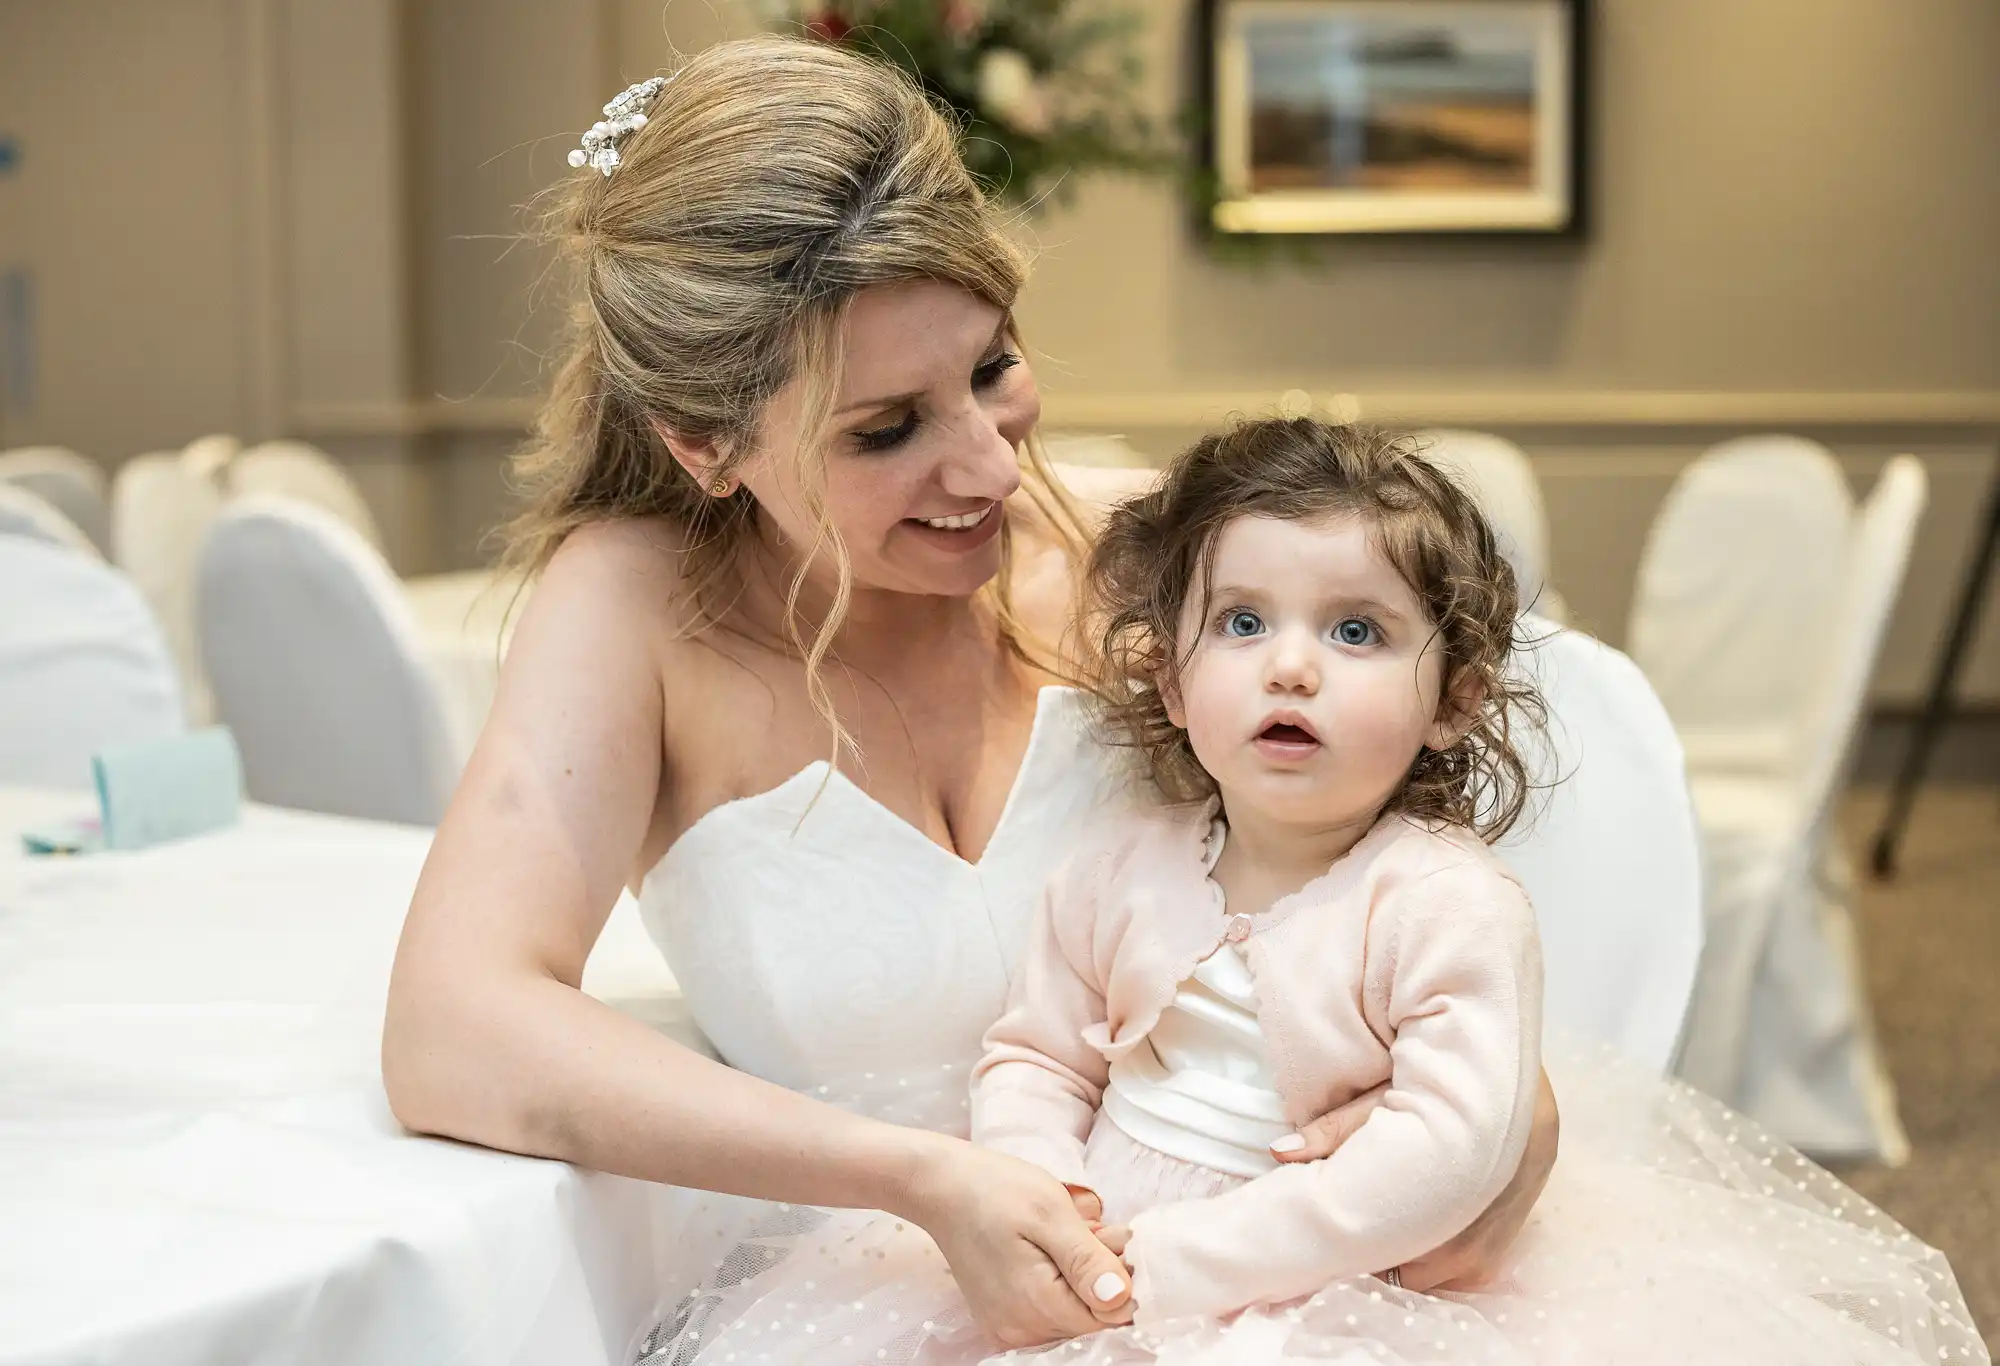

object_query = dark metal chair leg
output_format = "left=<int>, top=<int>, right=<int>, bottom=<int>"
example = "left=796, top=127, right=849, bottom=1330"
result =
left=1870, top=452, right=2000, bottom=878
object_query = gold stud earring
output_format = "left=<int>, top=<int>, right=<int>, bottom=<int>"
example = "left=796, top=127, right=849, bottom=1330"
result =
left=710, top=476, right=732, bottom=497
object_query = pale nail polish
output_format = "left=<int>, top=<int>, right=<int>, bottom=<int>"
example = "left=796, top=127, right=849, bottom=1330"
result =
left=1270, top=1133, right=1306, bottom=1154
left=1093, top=1271, right=1125, bottom=1303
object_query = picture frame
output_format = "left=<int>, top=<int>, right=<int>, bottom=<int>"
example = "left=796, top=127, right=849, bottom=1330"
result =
left=1198, top=0, right=1588, bottom=237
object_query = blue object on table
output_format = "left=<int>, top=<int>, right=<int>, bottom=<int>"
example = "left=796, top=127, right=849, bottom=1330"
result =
left=19, top=815, right=102, bottom=856
left=91, top=727, right=244, bottom=851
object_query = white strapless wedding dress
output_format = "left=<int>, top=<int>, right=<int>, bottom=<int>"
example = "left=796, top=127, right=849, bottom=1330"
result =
left=621, top=687, right=1985, bottom=1366
left=638, top=686, right=1114, bottom=1094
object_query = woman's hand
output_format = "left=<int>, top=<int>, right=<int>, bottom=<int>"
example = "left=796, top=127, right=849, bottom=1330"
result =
left=901, top=1141, right=1134, bottom=1347
left=1269, top=1067, right=1560, bottom=1291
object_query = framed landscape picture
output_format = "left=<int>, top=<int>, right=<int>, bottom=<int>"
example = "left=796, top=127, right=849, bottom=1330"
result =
left=1201, top=0, right=1586, bottom=236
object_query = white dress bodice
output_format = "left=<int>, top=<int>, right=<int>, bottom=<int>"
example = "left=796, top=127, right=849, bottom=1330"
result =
left=637, top=687, right=1117, bottom=1096
left=1100, top=820, right=1291, bottom=1177
left=1100, top=943, right=1291, bottom=1178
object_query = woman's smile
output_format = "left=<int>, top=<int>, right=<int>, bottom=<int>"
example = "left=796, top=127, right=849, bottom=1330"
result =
left=902, top=500, right=1004, bottom=551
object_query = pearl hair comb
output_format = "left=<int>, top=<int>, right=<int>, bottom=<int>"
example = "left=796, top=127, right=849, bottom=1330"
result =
left=566, top=76, right=669, bottom=177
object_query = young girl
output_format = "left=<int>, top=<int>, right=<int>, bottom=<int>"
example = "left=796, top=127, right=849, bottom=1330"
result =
left=972, top=416, right=1546, bottom=1329
left=638, top=421, right=1983, bottom=1366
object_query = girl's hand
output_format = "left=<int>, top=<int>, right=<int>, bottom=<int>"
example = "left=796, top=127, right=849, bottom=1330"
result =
left=1269, top=1067, right=1561, bottom=1291
left=901, top=1140, right=1134, bottom=1346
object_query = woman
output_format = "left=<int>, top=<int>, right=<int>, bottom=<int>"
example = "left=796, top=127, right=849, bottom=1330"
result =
left=382, top=35, right=1558, bottom=1352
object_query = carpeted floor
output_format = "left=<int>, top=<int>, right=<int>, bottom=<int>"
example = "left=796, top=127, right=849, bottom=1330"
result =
left=1833, top=785, right=1999, bottom=1353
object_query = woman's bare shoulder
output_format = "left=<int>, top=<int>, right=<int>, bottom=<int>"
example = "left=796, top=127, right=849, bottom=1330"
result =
left=492, top=519, right=702, bottom=711
left=541, top=515, right=686, bottom=585
left=524, top=517, right=697, bottom=635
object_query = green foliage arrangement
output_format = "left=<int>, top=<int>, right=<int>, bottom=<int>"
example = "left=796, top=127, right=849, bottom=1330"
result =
left=761, top=0, right=1173, bottom=207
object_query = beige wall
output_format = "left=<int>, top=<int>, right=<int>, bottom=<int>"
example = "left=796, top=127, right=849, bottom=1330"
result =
left=1011, top=0, right=2000, bottom=706
left=2, top=0, right=1997, bottom=697
left=0, top=0, right=252, bottom=456
left=412, top=0, right=603, bottom=404
left=1011, top=0, right=2000, bottom=398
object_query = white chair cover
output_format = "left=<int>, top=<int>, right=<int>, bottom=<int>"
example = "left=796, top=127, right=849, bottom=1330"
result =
left=0, top=445, right=110, bottom=552
left=111, top=451, right=225, bottom=726
left=1801, top=458, right=1930, bottom=810
left=1677, top=459, right=1928, bottom=1162
left=232, top=441, right=507, bottom=750
left=0, top=538, right=185, bottom=789
left=1499, top=619, right=1704, bottom=1075
left=181, top=432, right=243, bottom=481
left=229, top=440, right=386, bottom=553
left=1628, top=435, right=1851, bottom=772
left=1416, top=429, right=1567, bottom=623
left=0, top=482, right=101, bottom=558
left=198, top=497, right=458, bottom=825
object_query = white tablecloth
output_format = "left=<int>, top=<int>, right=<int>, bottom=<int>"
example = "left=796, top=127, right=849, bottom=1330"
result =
left=0, top=789, right=698, bottom=1365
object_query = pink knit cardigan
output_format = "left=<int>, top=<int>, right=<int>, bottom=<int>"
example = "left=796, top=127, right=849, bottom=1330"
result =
left=971, top=801, right=1543, bottom=1326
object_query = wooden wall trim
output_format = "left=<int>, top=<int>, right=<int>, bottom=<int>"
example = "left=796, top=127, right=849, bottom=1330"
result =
left=290, top=390, right=2000, bottom=440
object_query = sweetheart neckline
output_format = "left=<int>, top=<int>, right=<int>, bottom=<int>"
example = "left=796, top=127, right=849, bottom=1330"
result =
left=644, top=685, right=1083, bottom=885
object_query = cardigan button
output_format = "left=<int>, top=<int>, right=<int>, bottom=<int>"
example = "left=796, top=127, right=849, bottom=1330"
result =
left=1224, top=913, right=1254, bottom=943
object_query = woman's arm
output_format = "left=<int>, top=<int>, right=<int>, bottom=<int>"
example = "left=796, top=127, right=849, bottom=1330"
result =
left=380, top=523, right=1128, bottom=1346
left=384, top=523, right=927, bottom=1202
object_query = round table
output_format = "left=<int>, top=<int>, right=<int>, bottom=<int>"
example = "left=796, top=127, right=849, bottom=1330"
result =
left=0, top=788, right=702, bottom=1365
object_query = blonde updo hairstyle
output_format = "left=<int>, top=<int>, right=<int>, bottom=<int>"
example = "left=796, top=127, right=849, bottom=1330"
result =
left=508, top=36, right=1084, bottom=742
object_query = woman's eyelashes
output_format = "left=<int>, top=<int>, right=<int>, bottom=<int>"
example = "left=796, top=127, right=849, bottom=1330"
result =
left=847, top=352, right=1022, bottom=453
left=974, top=350, right=1021, bottom=388
left=853, top=409, right=919, bottom=452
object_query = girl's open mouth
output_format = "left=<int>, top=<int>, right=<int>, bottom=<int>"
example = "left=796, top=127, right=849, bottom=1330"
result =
left=1254, top=719, right=1322, bottom=760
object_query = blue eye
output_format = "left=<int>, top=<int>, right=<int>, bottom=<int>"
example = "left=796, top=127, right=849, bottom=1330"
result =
left=1333, top=618, right=1378, bottom=646
left=1221, top=609, right=1263, bottom=638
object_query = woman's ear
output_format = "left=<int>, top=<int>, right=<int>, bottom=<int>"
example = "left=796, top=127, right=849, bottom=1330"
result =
left=653, top=420, right=733, bottom=495
left=1426, top=669, right=1486, bottom=753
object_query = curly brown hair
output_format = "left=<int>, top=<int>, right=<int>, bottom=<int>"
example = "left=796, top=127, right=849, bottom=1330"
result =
left=1080, top=419, right=1546, bottom=843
